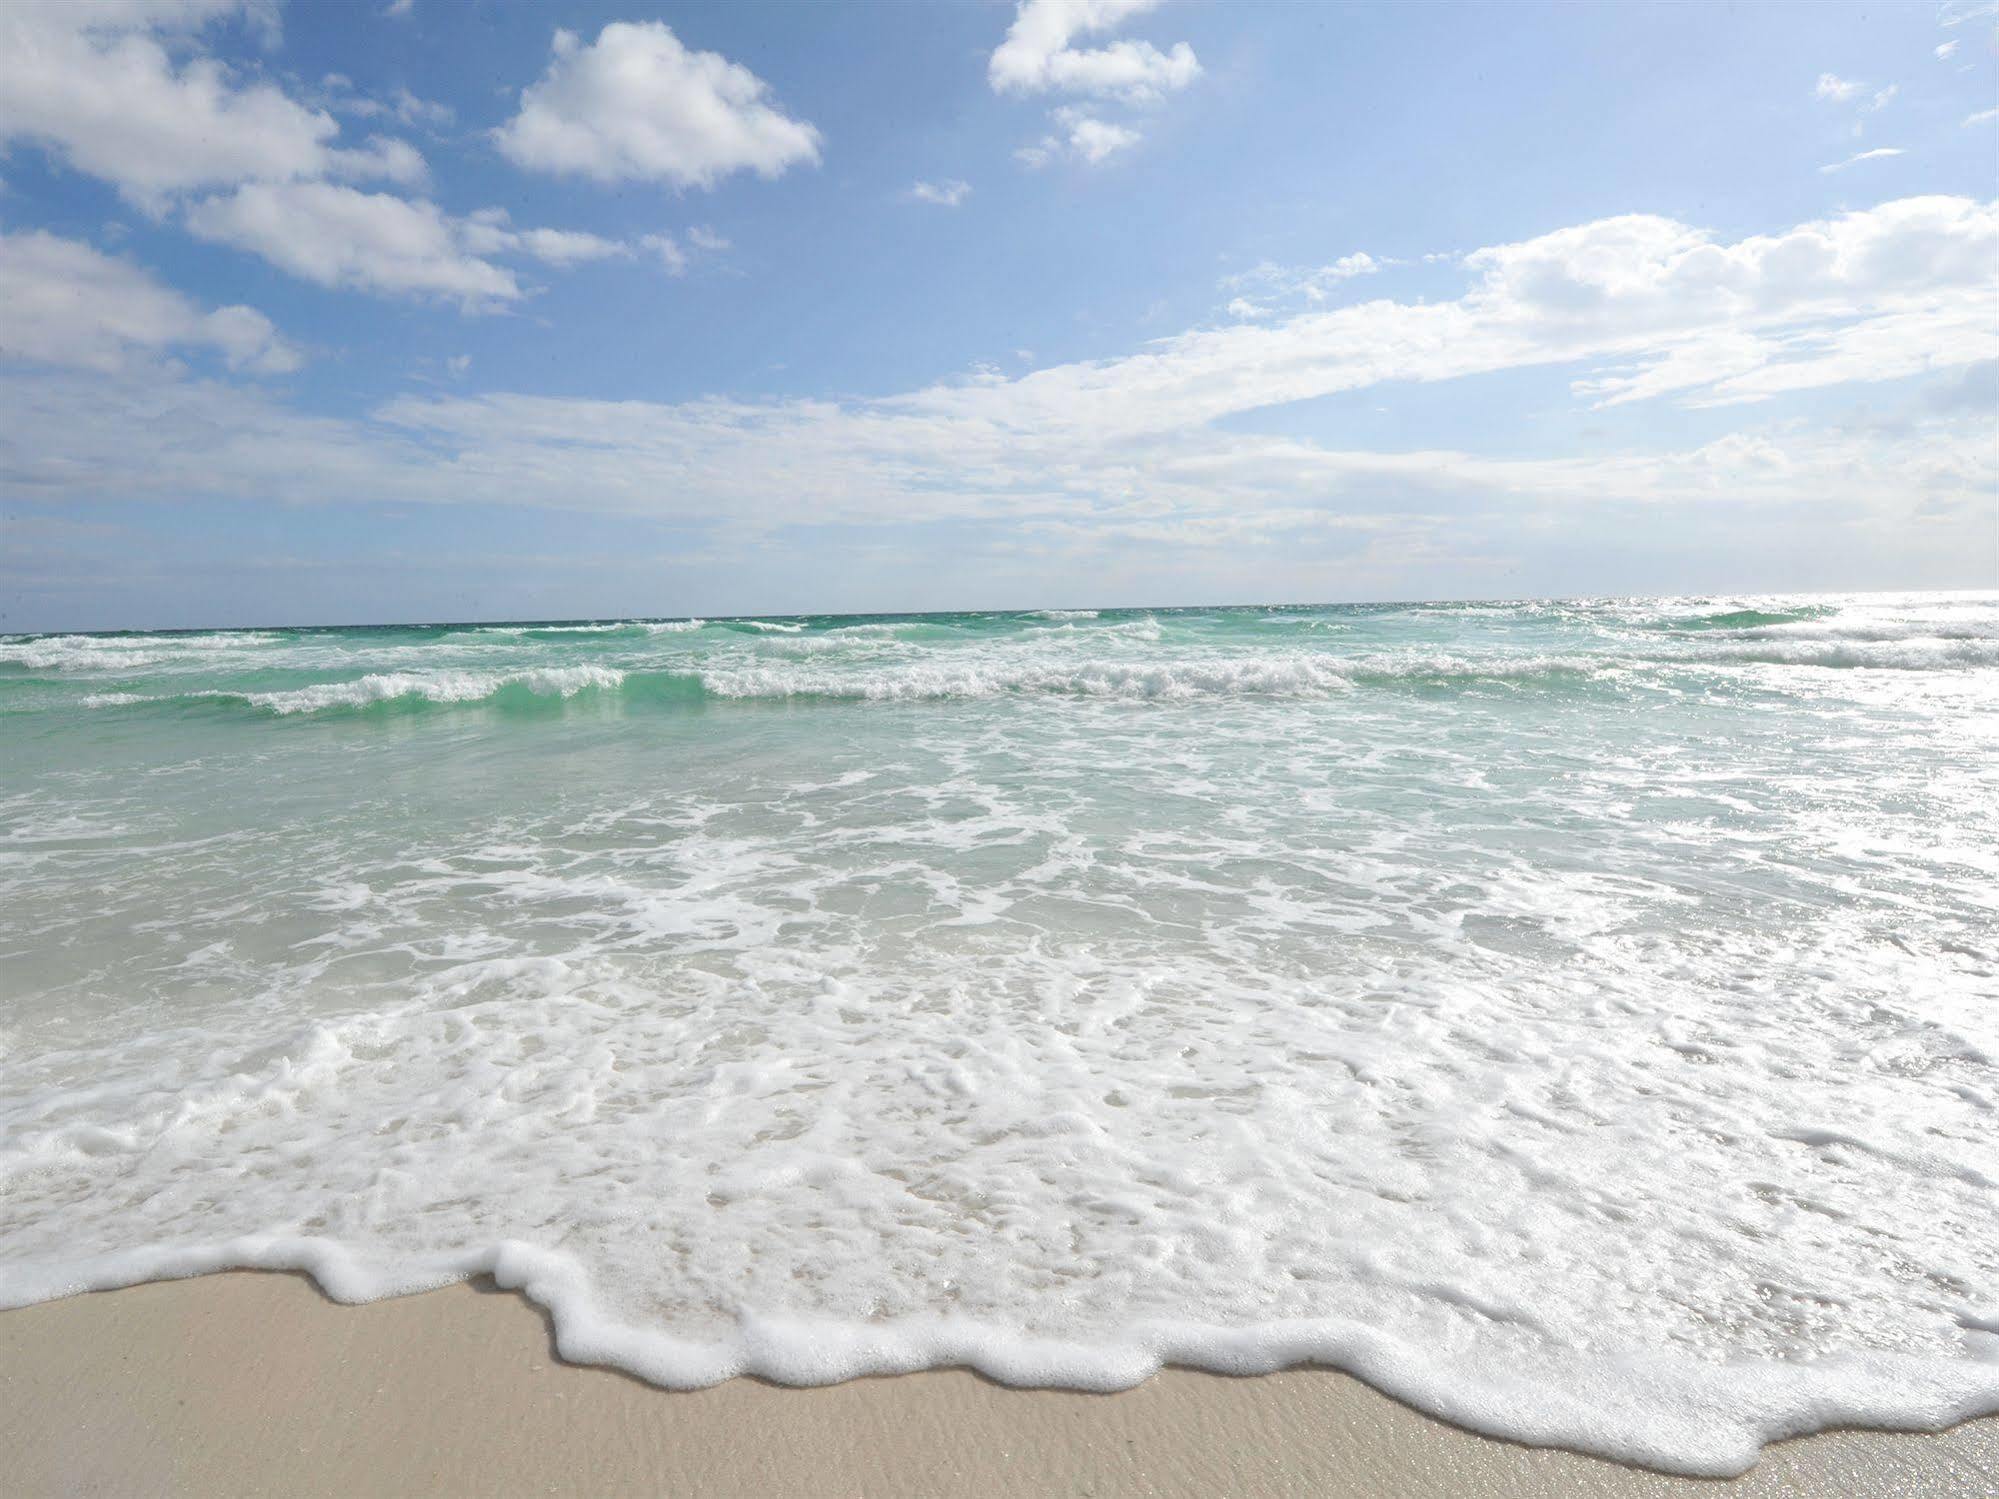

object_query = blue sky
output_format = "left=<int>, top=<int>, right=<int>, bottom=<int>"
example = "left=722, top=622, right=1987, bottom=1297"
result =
left=1, top=0, right=1995, bottom=631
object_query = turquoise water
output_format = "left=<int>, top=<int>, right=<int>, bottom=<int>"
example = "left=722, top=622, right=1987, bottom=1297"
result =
left=3, top=592, right=1996, bottom=1472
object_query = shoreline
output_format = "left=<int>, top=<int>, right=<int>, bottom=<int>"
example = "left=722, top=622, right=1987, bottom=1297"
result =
left=3, top=1273, right=1995, bottom=1498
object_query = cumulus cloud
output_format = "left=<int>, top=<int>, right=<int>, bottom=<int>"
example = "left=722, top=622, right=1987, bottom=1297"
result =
left=181, top=187, right=695, bottom=303
left=0, top=227, right=298, bottom=374
left=909, top=179, right=972, bottom=207
left=185, top=183, right=521, bottom=306
left=992, top=1, right=1197, bottom=168
left=1814, top=73, right=1864, bottom=102
left=1017, top=108, right=1141, bottom=166
left=0, top=2, right=424, bottom=209
left=1936, top=40, right=1959, bottom=59
left=495, top=22, right=821, bottom=189
left=990, top=0, right=1200, bottom=102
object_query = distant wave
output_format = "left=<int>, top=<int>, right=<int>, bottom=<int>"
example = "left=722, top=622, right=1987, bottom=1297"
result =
left=1695, top=638, right=1999, bottom=670
left=474, top=623, right=641, bottom=637
left=83, top=666, right=627, bottom=716
left=698, top=651, right=1608, bottom=702
left=0, top=631, right=281, bottom=672
left=471, top=620, right=704, bottom=639
left=69, top=653, right=1622, bottom=717
left=1659, top=606, right=1837, bottom=631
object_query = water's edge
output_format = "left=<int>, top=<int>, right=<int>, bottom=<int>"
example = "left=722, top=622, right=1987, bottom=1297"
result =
left=8, top=1241, right=1999, bottom=1479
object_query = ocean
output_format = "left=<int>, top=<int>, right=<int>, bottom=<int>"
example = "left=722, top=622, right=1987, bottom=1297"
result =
left=2, top=591, right=1995, bottom=1474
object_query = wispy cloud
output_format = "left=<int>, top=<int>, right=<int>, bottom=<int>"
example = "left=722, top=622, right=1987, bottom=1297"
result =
left=1222, top=253, right=1386, bottom=317
left=909, top=179, right=972, bottom=207
left=8, top=198, right=1992, bottom=580
left=1820, top=147, right=1905, bottom=174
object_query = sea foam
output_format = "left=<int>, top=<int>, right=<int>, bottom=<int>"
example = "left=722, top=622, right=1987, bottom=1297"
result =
left=3, top=591, right=1996, bottom=1475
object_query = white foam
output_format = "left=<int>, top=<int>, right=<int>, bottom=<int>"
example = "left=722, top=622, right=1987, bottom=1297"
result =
left=1699, top=638, right=1999, bottom=670
left=694, top=651, right=1605, bottom=700
left=6, top=590, right=1999, bottom=1475
left=493, top=622, right=635, bottom=635
left=247, top=666, right=625, bottom=713
left=0, top=631, right=279, bottom=671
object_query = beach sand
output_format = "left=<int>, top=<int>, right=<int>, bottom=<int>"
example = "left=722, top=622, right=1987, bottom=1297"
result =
left=4, top=1274, right=1996, bottom=1497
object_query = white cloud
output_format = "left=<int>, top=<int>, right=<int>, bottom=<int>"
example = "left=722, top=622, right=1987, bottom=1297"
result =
left=1224, top=253, right=1385, bottom=311
left=1814, top=73, right=1864, bottom=102
left=1065, top=112, right=1141, bottom=162
left=635, top=228, right=727, bottom=276
left=0, top=227, right=298, bottom=374
left=1967, top=108, right=1999, bottom=127
left=384, top=0, right=415, bottom=17
left=1018, top=108, right=1142, bottom=166
left=458, top=208, right=628, bottom=267
left=1938, top=0, right=1999, bottom=26
left=9, top=197, right=1992, bottom=575
left=182, top=189, right=691, bottom=302
left=1936, top=40, right=1959, bottom=59
left=185, top=183, right=521, bottom=306
left=993, top=2, right=1196, bottom=170
left=640, top=233, right=689, bottom=275
left=1821, top=146, right=1905, bottom=173
left=495, top=22, right=821, bottom=189
left=0, top=2, right=423, bottom=209
left=990, top=0, right=1200, bottom=103
left=319, top=76, right=455, bottom=131
left=326, top=135, right=429, bottom=188
left=909, top=179, right=972, bottom=207
left=1870, top=85, right=1898, bottom=111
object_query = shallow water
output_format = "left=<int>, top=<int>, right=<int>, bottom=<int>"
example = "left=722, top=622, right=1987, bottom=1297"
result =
left=3, top=592, right=1996, bottom=1473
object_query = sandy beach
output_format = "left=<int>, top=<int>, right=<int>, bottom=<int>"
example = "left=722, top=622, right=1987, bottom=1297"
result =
left=1, top=1273, right=1992, bottom=1498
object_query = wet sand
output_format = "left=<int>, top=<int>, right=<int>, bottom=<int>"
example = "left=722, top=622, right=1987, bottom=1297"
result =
left=3, top=1272, right=1995, bottom=1498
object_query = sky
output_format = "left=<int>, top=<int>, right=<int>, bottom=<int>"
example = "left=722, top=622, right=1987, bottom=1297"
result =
left=1, top=0, right=1995, bottom=631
